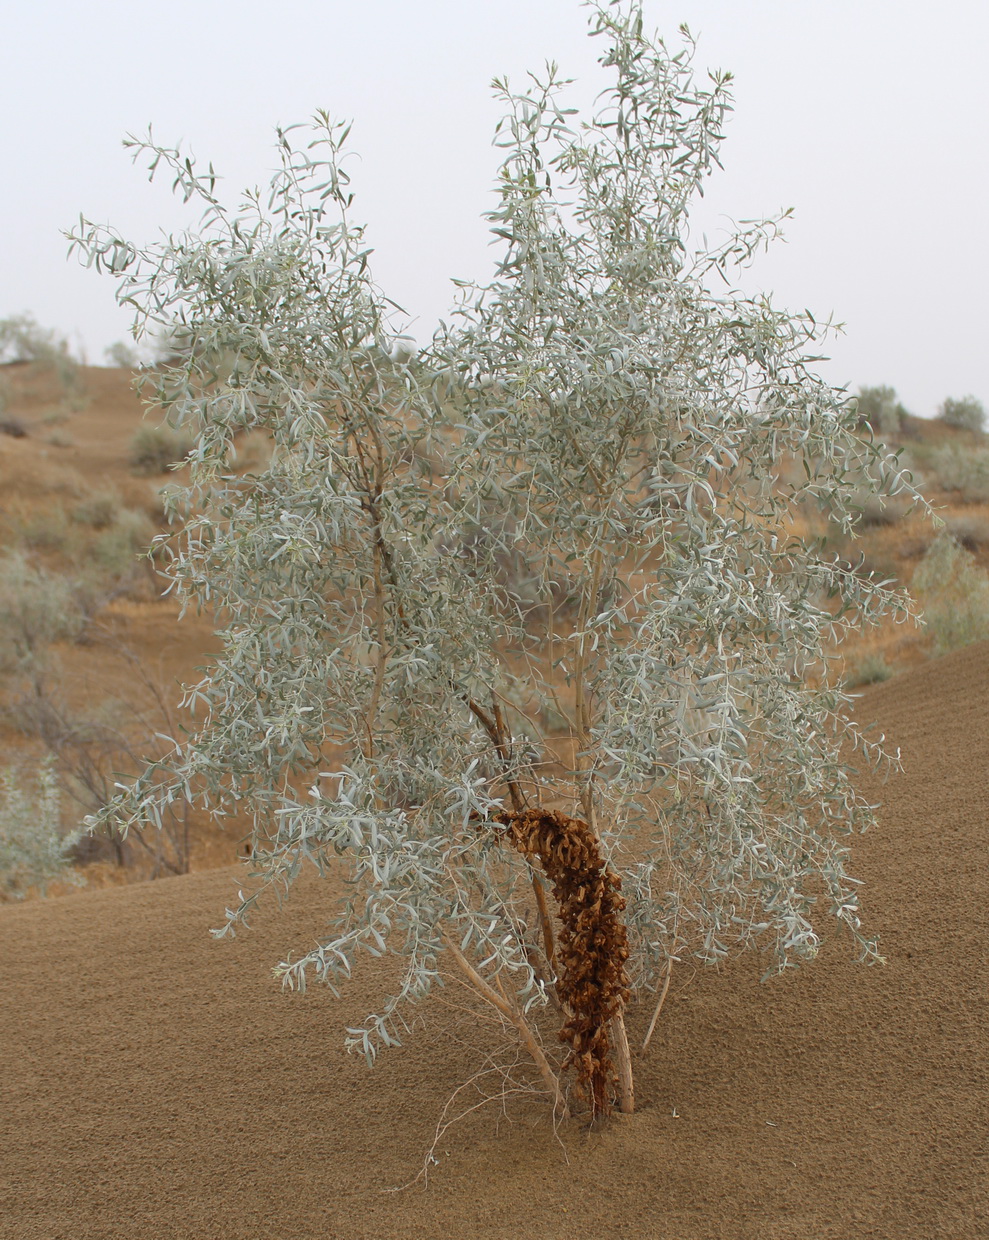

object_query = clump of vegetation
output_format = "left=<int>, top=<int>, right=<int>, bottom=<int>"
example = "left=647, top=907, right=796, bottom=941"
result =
left=15, top=506, right=72, bottom=554
left=912, top=532, right=989, bottom=653
left=848, top=489, right=912, bottom=529
left=856, top=385, right=908, bottom=438
left=91, top=509, right=156, bottom=580
left=845, top=653, right=894, bottom=689
left=104, top=340, right=141, bottom=368
left=937, top=395, right=986, bottom=433
left=72, top=490, right=121, bottom=530
left=130, top=422, right=192, bottom=475
left=946, top=514, right=989, bottom=553
left=0, top=313, right=86, bottom=412
left=9, top=662, right=194, bottom=878
left=927, top=442, right=989, bottom=503
left=0, top=757, right=84, bottom=900
left=0, top=552, right=85, bottom=672
left=0, top=544, right=186, bottom=876
left=0, top=415, right=27, bottom=438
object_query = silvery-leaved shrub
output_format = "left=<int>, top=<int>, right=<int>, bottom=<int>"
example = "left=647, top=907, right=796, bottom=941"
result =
left=0, top=552, right=85, bottom=675
left=912, top=532, right=989, bottom=653
left=68, top=1, right=926, bottom=1118
left=0, top=313, right=86, bottom=411
left=855, top=385, right=906, bottom=438
left=0, top=757, right=84, bottom=900
left=937, top=395, right=986, bottom=434
left=928, top=442, right=989, bottom=503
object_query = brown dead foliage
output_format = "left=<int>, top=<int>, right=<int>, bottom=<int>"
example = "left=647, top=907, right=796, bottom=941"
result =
left=491, top=807, right=630, bottom=1116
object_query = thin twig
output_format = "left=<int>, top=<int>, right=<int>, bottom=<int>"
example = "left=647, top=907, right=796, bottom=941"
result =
left=641, top=957, right=674, bottom=1053
left=441, top=933, right=569, bottom=1120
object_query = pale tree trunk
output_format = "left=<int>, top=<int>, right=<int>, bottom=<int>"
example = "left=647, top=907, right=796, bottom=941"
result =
left=610, top=1011, right=635, bottom=1114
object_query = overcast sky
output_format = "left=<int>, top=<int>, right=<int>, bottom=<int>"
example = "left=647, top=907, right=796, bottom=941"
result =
left=1, top=0, right=985, bottom=416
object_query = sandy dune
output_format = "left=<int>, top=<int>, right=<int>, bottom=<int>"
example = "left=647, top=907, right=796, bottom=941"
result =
left=2, top=643, right=987, bottom=1239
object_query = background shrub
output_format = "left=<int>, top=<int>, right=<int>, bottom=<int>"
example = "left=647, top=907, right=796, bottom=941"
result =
left=0, top=415, right=28, bottom=438
left=845, top=653, right=894, bottom=689
left=0, top=552, right=85, bottom=670
left=104, top=340, right=141, bottom=368
left=73, top=490, right=121, bottom=530
left=927, top=443, right=989, bottom=502
left=15, top=506, right=71, bottom=554
left=946, top=514, right=989, bottom=553
left=0, top=314, right=86, bottom=411
left=912, top=533, right=989, bottom=653
left=130, top=423, right=193, bottom=475
left=937, top=395, right=986, bottom=433
left=847, top=489, right=912, bottom=528
left=855, top=385, right=908, bottom=438
left=91, top=509, right=156, bottom=580
left=0, top=757, right=84, bottom=900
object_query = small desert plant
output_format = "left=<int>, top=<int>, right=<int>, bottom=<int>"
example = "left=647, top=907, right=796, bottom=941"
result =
left=845, top=653, right=893, bottom=689
left=0, top=415, right=28, bottom=438
left=927, top=443, right=989, bottom=503
left=129, top=422, right=193, bottom=475
left=0, top=314, right=86, bottom=410
left=91, top=509, right=156, bottom=580
left=0, top=552, right=85, bottom=671
left=848, top=489, right=911, bottom=528
left=937, top=395, right=986, bottom=433
left=946, top=514, right=989, bottom=553
left=855, top=385, right=907, bottom=438
left=104, top=340, right=141, bottom=368
left=0, top=757, right=84, bottom=900
left=72, top=490, right=122, bottom=530
left=912, top=532, right=989, bottom=653
left=15, top=506, right=71, bottom=553
left=46, top=428, right=74, bottom=448
left=7, top=649, right=195, bottom=877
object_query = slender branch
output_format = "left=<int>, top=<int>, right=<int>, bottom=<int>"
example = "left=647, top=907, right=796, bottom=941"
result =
left=573, top=546, right=604, bottom=831
left=641, top=957, right=673, bottom=1052
left=609, top=1011, right=635, bottom=1115
left=441, top=934, right=569, bottom=1119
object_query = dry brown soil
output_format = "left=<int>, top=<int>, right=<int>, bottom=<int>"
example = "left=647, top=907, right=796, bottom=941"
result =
left=1, top=641, right=987, bottom=1240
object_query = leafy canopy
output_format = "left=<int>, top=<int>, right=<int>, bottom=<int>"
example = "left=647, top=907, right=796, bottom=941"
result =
left=70, top=2, right=922, bottom=1065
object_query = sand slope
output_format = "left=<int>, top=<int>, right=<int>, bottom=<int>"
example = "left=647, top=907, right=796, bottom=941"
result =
left=2, top=643, right=987, bottom=1240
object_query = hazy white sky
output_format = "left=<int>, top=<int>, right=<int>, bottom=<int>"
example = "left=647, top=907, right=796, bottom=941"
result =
left=1, top=0, right=985, bottom=416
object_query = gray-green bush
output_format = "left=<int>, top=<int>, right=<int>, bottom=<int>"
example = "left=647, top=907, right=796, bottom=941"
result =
left=129, top=423, right=193, bottom=475
left=0, top=757, right=84, bottom=900
left=912, top=532, right=989, bottom=653
left=0, top=552, right=85, bottom=672
left=70, top=2, right=926, bottom=1119
left=92, top=509, right=156, bottom=580
left=0, top=313, right=86, bottom=411
left=937, top=395, right=986, bottom=433
left=845, top=653, right=894, bottom=690
left=928, top=442, right=989, bottom=503
left=855, top=385, right=907, bottom=438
